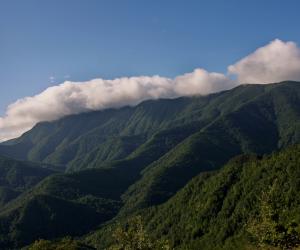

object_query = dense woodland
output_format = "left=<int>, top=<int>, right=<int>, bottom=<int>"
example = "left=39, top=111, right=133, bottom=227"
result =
left=0, top=81, right=300, bottom=249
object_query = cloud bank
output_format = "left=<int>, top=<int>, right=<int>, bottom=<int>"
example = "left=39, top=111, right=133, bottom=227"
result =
left=228, top=39, right=300, bottom=83
left=1, top=39, right=300, bottom=141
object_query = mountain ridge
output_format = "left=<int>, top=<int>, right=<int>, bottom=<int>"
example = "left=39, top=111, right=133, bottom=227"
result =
left=1, top=81, right=299, bottom=172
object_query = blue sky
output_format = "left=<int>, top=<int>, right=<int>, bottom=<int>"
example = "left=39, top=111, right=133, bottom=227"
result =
left=1, top=0, right=300, bottom=115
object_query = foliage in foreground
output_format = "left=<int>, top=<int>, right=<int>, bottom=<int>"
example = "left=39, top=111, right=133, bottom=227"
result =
left=248, top=188, right=300, bottom=249
left=28, top=216, right=170, bottom=250
left=108, top=216, right=170, bottom=250
left=28, top=237, right=95, bottom=250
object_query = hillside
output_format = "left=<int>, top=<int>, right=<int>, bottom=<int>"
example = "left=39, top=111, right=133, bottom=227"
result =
left=0, top=155, right=57, bottom=208
left=0, top=156, right=57, bottom=190
left=0, top=167, right=126, bottom=248
left=120, top=81, right=300, bottom=214
left=86, top=145, right=300, bottom=250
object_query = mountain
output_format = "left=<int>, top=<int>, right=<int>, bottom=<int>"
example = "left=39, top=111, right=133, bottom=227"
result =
left=119, top=81, right=300, bottom=214
left=86, top=145, right=300, bottom=250
left=0, top=97, right=207, bottom=171
left=2, top=81, right=295, bottom=172
left=0, top=81, right=300, bottom=248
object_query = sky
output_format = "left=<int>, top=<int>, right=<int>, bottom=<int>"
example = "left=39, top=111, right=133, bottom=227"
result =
left=1, top=0, right=300, bottom=141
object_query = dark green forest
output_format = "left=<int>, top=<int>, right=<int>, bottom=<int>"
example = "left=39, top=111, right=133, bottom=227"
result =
left=0, top=81, right=300, bottom=249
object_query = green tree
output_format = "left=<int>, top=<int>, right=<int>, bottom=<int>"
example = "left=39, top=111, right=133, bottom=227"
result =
left=108, top=216, right=170, bottom=250
left=248, top=187, right=300, bottom=249
left=29, top=239, right=54, bottom=250
left=29, top=237, right=94, bottom=250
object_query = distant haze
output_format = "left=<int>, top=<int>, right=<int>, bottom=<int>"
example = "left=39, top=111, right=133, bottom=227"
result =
left=1, top=39, right=300, bottom=142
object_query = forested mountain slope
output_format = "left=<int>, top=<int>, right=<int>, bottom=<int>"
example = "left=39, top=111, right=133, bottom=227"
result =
left=120, top=81, right=300, bottom=214
left=144, top=144, right=300, bottom=250
left=0, top=156, right=57, bottom=209
left=87, top=145, right=300, bottom=250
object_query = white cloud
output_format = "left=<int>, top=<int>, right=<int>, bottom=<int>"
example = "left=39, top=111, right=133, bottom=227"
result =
left=228, top=39, right=300, bottom=83
left=0, top=71, right=235, bottom=141
left=1, top=39, right=300, bottom=142
left=174, top=68, right=237, bottom=95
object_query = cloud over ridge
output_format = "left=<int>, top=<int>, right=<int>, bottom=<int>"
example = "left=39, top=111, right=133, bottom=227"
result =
left=1, top=39, right=300, bottom=141
left=228, top=39, right=300, bottom=83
